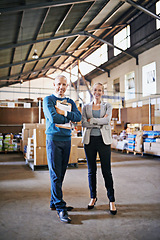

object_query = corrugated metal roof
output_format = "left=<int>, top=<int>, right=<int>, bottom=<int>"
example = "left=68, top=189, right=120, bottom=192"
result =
left=0, top=0, right=159, bottom=87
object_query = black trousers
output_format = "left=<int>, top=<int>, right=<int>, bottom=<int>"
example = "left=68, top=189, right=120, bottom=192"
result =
left=84, top=135, right=115, bottom=202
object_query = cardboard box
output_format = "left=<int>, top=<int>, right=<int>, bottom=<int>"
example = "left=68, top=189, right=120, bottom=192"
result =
left=142, top=125, right=153, bottom=131
left=151, top=142, right=160, bottom=150
left=28, top=129, right=34, bottom=138
left=144, top=142, right=152, bottom=151
left=33, top=128, right=46, bottom=147
left=153, top=125, right=160, bottom=131
left=20, top=139, right=23, bottom=152
left=111, top=139, right=118, bottom=149
left=36, top=124, right=46, bottom=129
left=69, top=145, right=78, bottom=164
left=143, top=142, right=160, bottom=156
left=116, top=140, right=128, bottom=150
left=135, top=143, right=142, bottom=152
left=144, top=149, right=160, bottom=156
left=34, top=147, right=47, bottom=165
left=135, top=131, right=143, bottom=152
left=71, top=137, right=83, bottom=147
left=22, top=129, right=29, bottom=141
left=23, top=123, right=37, bottom=129
left=77, top=147, right=86, bottom=159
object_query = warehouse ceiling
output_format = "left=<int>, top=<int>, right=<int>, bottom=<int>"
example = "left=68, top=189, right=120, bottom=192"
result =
left=0, top=0, right=160, bottom=88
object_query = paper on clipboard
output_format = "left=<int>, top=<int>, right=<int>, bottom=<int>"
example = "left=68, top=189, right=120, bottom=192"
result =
left=55, top=100, right=72, bottom=129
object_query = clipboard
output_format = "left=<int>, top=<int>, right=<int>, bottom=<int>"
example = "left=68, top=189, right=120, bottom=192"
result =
left=55, top=100, right=72, bottom=129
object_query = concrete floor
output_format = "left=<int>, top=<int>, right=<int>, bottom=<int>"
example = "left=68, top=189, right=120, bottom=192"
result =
left=0, top=151, right=160, bottom=240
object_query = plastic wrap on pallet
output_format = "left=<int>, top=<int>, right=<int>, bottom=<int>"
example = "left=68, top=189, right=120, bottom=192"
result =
left=143, top=138, right=156, bottom=142
left=128, top=140, right=135, bottom=144
left=143, top=131, right=160, bottom=138
left=127, top=145, right=135, bottom=150
left=127, top=134, right=136, bottom=139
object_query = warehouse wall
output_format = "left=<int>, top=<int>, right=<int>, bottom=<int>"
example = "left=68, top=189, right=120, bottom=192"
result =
left=0, top=76, right=78, bottom=102
left=92, top=44, right=160, bottom=110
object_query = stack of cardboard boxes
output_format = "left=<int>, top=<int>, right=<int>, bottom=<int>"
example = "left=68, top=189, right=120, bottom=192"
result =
left=135, top=130, right=143, bottom=153
left=26, top=137, right=34, bottom=160
left=22, top=122, right=47, bottom=167
left=143, top=125, right=160, bottom=156
left=69, top=137, right=84, bottom=164
left=33, top=126, right=47, bottom=165
left=22, top=121, right=103, bottom=168
left=22, top=123, right=36, bottom=152
left=22, top=122, right=85, bottom=168
left=111, top=120, right=124, bottom=135
left=70, top=136, right=100, bottom=162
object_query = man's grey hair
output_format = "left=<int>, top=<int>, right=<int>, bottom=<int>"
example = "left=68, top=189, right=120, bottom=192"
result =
left=55, top=75, right=67, bottom=81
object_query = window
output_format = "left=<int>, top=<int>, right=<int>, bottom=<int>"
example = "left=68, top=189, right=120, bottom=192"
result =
left=156, top=0, right=160, bottom=30
left=71, top=65, right=78, bottom=83
left=114, top=25, right=130, bottom=56
left=113, top=78, right=120, bottom=102
left=113, top=78, right=120, bottom=94
left=125, top=71, right=135, bottom=100
left=142, top=62, right=156, bottom=97
left=53, top=44, right=108, bottom=83
left=77, top=44, right=108, bottom=77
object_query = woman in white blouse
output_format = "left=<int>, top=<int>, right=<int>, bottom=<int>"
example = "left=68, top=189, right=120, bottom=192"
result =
left=82, top=82, right=117, bottom=215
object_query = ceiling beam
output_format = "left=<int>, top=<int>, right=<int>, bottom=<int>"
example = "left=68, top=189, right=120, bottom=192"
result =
left=0, top=25, right=124, bottom=51
left=0, top=0, right=95, bottom=14
left=83, top=31, right=139, bottom=64
left=19, top=7, right=51, bottom=80
left=0, top=50, right=109, bottom=80
left=39, top=1, right=96, bottom=69
left=0, top=52, right=65, bottom=70
left=123, top=0, right=160, bottom=20
left=0, top=32, right=80, bottom=50
left=0, top=29, right=138, bottom=64
left=37, top=0, right=109, bottom=79
left=28, top=5, right=74, bottom=80
left=53, top=1, right=124, bottom=79
left=0, top=65, right=59, bottom=81
left=0, top=61, right=79, bottom=81
left=8, top=11, right=24, bottom=79
left=0, top=48, right=109, bottom=77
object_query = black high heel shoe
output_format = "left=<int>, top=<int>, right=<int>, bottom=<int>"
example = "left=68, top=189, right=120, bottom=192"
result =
left=109, top=202, right=117, bottom=215
left=88, top=198, right=97, bottom=209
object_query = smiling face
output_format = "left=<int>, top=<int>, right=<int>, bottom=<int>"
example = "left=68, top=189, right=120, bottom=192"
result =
left=54, top=75, right=68, bottom=97
left=92, top=83, right=104, bottom=102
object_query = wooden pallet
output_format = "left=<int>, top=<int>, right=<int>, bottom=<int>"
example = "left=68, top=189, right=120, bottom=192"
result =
left=68, top=163, right=78, bottom=168
left=126, top=150, right=134, bottom=154
left=134, top=151, right=143, bottom=156
left=25, top=157, right=78, bottom=170
left=126, top=150, right=143, bottom=156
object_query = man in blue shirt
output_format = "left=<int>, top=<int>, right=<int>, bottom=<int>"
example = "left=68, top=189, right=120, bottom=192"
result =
left=43, top=75, right=81, bottom=223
